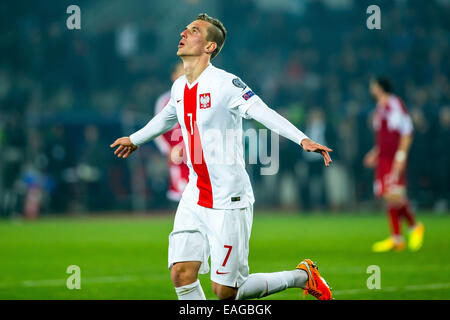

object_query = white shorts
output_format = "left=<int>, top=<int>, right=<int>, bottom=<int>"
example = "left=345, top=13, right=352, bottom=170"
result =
left=168, top=198, right=253, bottom=287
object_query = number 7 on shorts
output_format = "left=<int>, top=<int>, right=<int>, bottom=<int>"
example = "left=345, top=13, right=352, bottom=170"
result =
left=222, top=245, right=232, bottom=267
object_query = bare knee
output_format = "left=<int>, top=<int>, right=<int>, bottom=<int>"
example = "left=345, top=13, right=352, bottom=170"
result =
left=171, top=262, right=201, bottom=287
left=212, top=282, right=238, bottom=300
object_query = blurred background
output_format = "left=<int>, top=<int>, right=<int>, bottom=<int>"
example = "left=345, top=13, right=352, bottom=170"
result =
left=0, top=0, right=449, bottom=218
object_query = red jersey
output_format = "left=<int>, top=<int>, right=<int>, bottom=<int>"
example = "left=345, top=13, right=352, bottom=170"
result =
left=373, top=94, right=413, bottom=160
left=372, top=94, right=413, bottom=197
left=154, top=90, right=189, bottom=202
left=154, top=91, right=184, bottom=153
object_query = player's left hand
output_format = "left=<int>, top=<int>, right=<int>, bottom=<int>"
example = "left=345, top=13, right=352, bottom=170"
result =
left=301, top=138, right=333, bottom=167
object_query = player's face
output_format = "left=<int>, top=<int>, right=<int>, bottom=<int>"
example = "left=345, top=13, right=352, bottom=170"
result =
left=177, top=20, right=211, bottom=58
left=370, top=81, right=382, bottom=100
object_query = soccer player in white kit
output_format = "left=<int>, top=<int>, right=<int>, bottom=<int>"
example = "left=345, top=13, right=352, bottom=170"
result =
left=111, top=13, right=333, bottom=300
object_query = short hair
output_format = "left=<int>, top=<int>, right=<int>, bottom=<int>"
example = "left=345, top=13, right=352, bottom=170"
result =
left=196, top=13, right=227, bottom=59
left=374, top=76, right=393, bottom=93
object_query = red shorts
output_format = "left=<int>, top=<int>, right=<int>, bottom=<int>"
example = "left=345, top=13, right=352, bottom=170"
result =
left=374, top=158, right=407, bottom=197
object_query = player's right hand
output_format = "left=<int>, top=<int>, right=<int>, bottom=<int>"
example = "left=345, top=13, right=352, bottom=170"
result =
left=301, top=138, right=333, bottom=167
left=110, top=137, right=138, bottom=158
left=170, top=143, right=185, bottom=165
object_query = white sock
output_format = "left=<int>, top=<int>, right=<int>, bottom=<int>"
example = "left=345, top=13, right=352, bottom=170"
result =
left=174, top=280, right=206, bottom=300
left=236, top=270, right=308, bottom=300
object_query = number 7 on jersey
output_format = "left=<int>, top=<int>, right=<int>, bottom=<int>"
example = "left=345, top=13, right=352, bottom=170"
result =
left=187, top=113, right=193, bottom=135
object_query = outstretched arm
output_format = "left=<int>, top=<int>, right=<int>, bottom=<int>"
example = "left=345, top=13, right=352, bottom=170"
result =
left=111, top=104, right=178, bottom=159
left=245, top=101, right=333, bottom=167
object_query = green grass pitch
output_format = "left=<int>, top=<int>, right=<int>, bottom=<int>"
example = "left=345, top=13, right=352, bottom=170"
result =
left=1, top=212, right=449, bottom=300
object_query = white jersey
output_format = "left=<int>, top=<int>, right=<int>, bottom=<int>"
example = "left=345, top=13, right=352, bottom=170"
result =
left=133, top=64, right=259, bottom=209
left=130, top=63, right=309, bottom=209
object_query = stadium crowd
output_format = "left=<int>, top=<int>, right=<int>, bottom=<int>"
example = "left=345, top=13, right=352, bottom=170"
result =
left=0, top=0, right=448, bottom=216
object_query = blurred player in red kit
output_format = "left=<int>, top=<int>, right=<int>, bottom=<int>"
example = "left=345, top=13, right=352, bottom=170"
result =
left=154, top=63, right=189, bottom=202
left=364, top=77, right=424, bottom=252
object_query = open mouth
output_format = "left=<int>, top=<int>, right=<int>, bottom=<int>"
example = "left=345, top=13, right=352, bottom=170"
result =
left=178, top=40, right=185, bottom=48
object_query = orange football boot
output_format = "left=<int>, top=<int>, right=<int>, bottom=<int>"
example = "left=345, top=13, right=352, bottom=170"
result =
left=296, top=259, right=333, bottom=300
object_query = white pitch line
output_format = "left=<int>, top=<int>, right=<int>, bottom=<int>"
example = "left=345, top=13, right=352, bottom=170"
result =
left=324, top=265, right=450, bottom=275
left=1, top=275, right=141, bottom=288
left=2, top=265, right=448, bottom=288
left=333, top=283, right=450, bottom=295
left=22, top=279, right=65, bottom=287
left=2, top=276, right=450, bottom=299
